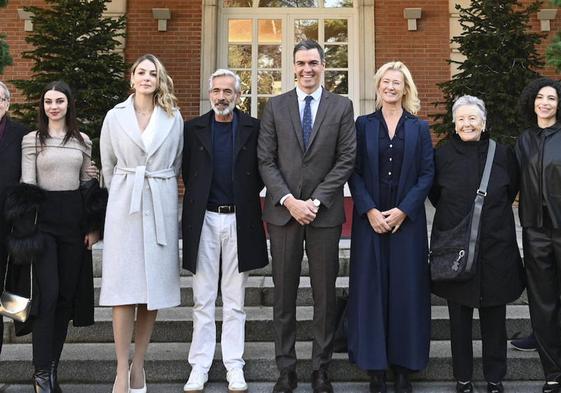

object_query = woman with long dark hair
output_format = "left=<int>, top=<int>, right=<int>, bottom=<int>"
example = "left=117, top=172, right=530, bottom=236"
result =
left=516, top=78, right=561, bottom=393
left=9, top=80, right=101, bottom=393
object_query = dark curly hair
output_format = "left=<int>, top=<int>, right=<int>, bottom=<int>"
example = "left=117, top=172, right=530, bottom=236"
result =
left=519, top=77, right=561, bottom=126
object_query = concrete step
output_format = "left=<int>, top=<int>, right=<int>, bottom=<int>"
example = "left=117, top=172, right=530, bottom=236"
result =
left=0, top=341, right=542, bottom=384
left=0, top=381, right=546, bottom=393
left=3, top=305, right=533, bottom=344
left=91, top=243, right=352, bottom=278
left=91, top=277, right=530, bottom=308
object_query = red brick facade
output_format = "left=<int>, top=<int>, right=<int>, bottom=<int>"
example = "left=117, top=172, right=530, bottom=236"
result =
left=1, top=1, right=560, bottom=121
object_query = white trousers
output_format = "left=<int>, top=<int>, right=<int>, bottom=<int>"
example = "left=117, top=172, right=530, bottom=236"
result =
left=188, top=211, right=249, bottom=373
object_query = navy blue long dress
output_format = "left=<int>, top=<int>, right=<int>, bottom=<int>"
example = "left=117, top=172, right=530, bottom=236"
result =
left=347, top=110, right=434, bottom=371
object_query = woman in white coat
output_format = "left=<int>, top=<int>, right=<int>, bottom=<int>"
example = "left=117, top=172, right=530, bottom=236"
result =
left=100, top=54, right=183, bottom=393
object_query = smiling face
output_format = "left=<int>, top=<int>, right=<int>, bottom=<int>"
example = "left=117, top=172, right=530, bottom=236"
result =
left=294, top=48, right=325, bottom=94
left=454, top=104, right=485, bottom=142
left=131, top=59, right=158, bottom=96
left=43, top=89, right=68, bottom=123
left=534, top=86, right=558, bottom=127
left=377, top=69, right=405, bottom=107
left=209, top=75, right=239, bottom=117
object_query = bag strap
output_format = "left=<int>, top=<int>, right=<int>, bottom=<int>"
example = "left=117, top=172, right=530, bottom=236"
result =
left=465, top=139, right=496, bottom=273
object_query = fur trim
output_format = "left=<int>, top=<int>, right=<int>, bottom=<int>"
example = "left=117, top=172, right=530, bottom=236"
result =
left=7, top=232, right=44, bottom=265
left=4, top=183, right=45, bottom=224
left=80, top=179, right=108, bottom=234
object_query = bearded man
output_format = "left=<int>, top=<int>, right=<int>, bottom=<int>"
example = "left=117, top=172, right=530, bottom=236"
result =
left=181, top=69, right=268, bottom=393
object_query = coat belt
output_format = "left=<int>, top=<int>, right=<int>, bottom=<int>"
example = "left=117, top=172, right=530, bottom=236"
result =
left=114, top=166, right=175, bottom=246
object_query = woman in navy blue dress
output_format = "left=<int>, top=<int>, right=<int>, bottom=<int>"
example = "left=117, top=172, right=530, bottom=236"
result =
left=347, top=61, right=434, bottom=393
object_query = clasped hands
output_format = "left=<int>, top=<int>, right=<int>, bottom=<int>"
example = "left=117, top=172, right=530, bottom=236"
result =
left=284, top=196, right=318, bottom=225
left=366, top=207, right=406, bottom=234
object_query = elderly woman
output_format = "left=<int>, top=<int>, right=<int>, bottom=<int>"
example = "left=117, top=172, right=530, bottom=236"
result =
left=516, top=78, right=561, bottom=393
left=430, top=95, right=524, bottom=393
left=0, top=81, right=28, bottom=355
left=347, top=61, right=434, bottom=393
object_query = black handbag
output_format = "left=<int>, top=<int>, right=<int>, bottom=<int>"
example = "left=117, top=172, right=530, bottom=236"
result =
left=429, top=139, right=496, bottom=282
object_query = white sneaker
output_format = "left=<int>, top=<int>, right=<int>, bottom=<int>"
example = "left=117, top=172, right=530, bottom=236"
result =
left=226, top=368, right=248, bottom=392
left=183, top=369, right=208, bottom=392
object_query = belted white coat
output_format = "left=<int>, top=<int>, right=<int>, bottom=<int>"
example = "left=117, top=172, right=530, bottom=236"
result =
left=99, top=95, right=183, bottom=310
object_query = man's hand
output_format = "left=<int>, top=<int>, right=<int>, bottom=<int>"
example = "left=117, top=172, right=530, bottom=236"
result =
left=381, top=207, right=407, bottom=233
left=284, top=196, right=318, bottom=225
left=366, top=208, right=391, bottom=234
left=84, top=231, right=101, bottom=250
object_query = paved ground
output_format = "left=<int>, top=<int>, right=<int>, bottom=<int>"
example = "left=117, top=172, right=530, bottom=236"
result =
left=0, top=381, right=546, bottom=392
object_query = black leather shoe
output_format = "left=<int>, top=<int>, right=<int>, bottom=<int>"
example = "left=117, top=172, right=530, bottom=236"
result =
left=368, top=372, right=387, bottom=393
left=543, top=382, right=561, bottom=393
left=487, top=382, right=503, bottom=393
left=272, top=369, right=297, bottom=393
left=395, top=372, right=412, bottom=393
left=50, top=361, right=62, bottom=393
left=311, top=369, right=333, bottom=393
left=33, top=369, right=53, bottom=393
left=456, top=381, right=473, bottom=393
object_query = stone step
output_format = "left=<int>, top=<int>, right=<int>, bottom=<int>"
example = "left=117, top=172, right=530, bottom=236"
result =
left=3, top=305, right=533, bottom=344
left=0, top=341, right=542, bottom=384
left=91, top=277, right=530, bottom=307
left=0, top=381, right=546, bottom=393
left=91, top=242, right=352, bottom=278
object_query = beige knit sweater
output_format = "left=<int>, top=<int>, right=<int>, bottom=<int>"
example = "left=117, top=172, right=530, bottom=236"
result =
left=21, top=131, right=92, bottom=191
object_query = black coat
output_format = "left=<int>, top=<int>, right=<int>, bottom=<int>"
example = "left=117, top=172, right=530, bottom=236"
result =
left=182, top=109, right=268, bottom=273
left=515, top=122, right=561, bottom=228
left=429, top=134, right=525, bottom=307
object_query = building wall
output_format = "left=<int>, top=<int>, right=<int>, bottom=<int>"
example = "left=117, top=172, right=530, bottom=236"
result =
left=1, top=0, right=560, bottom=122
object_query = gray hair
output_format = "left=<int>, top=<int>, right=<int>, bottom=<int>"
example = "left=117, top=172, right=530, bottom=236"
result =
left=452, top=95, right=486, bottom=123
left=0, top=81, right=10, bottom=101
left=208, top=69, right=241, bottom=94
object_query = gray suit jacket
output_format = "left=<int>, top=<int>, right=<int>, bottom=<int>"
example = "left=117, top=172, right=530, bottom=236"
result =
left=258, top=88, right=356, bottom=227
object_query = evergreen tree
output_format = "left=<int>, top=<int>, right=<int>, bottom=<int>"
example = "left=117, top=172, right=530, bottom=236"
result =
left=546, top=0, right=561, bottom=71
left=11, top=0, right=128, bottom=160
left=0, top=0, right=13, bottom=74
left=432, top=0, right=544, bottom=145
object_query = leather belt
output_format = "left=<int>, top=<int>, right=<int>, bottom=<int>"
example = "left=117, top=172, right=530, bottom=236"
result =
left=207, top=204, right=236, bottom=214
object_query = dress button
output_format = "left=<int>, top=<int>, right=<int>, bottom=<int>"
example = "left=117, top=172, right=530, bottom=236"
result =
left=389, top=157, right=392, bottom=162
left=389, top=144, right=393, bottom=148
left=388, top=172, right=392, bottom=176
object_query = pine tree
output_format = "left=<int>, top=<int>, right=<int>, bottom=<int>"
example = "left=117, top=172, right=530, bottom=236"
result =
left=432, top=0, right=544, bottom=145
left=0, top=0, right=13, bottom=74
left=11, top=0, right=128, bottom=160
left=546, top=0, right=561, bottom=71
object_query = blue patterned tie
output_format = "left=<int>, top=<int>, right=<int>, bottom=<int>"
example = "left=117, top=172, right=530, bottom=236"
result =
left=302, top=95, right=313, bottom=149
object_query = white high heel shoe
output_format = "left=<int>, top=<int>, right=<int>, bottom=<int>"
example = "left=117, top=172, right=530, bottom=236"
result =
left=129, top=363, right=147, bottom=393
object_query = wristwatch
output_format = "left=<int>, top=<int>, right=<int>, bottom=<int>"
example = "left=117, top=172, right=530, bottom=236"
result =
left=312, top=199, right=321, bottom=208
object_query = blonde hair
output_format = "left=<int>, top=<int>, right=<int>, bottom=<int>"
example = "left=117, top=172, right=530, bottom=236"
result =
left=130, top=54, right=177, bottom=116
left=373, top=61, right=420, bottom=115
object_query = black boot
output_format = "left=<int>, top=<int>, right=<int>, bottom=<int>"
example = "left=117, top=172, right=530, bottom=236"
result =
left=368, top=371, right=387, bottom=393
left=394, top=372, right=412, bottom=393
left=33, top=368, right=53, bottom=393
left=50, top=361, right=62, bottom=393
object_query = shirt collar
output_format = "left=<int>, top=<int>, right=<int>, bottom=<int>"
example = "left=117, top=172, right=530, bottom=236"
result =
left=296, top=86, right=323, bottom=102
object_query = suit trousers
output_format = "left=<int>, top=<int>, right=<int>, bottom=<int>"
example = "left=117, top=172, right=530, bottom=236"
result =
left=32, top=190, right=84, bottom=369
left=268, top=220, right=342, bottom=371
left=188, top=211, right=249, bottom=373
left=0, top=240, right=5, bottom=355
left=447, top=300, right=506, bottom=383
left=523, top=226, right=561, bottom=381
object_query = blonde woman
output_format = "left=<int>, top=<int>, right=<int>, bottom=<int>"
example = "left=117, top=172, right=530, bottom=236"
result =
left=99, top=54, right=183, bottom=393
left=347, top=61, right=434, bottom=393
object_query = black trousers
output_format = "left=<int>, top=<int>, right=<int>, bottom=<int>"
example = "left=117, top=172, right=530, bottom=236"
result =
left=523, top=226, right=561, bottom=381
left=0, top=240, right=5, bottom=355
left=32, top=191, right=84, bottom=369
left=268, top=221, right=342, bottom=371
left=447, top=300, right=507, bottom=383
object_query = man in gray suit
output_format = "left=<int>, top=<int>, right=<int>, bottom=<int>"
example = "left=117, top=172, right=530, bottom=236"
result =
left=257, top=40, right=356, bottom=393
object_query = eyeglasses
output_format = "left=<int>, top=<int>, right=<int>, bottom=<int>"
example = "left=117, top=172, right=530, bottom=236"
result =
left=0, top=97, right=8, bottom=103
